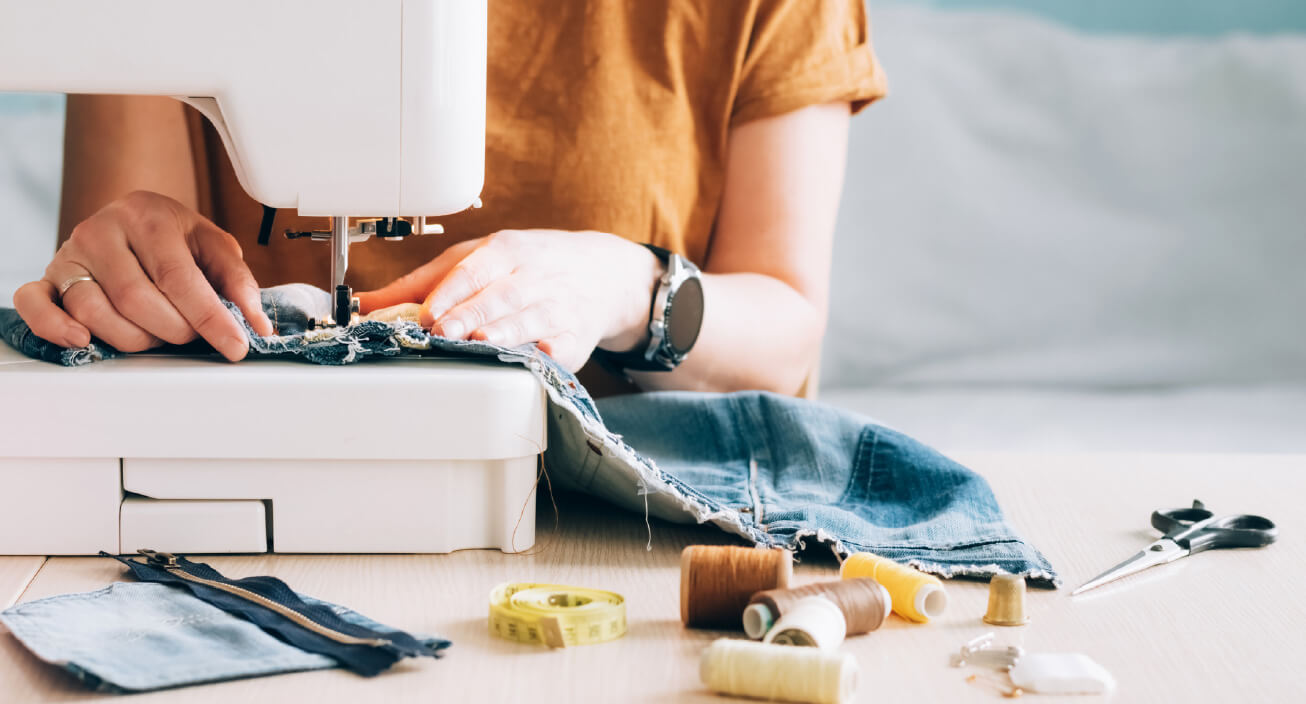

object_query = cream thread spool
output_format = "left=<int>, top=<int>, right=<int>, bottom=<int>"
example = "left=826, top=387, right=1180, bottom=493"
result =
left=681, top=545, right=792, bottom=629
left=840, top=552, right=948, bottom=623
left=743, top=578, right=892, bottom=639
left=763, top=596, right=847, bottom=650
left=700, top=638, right=859, bottom=704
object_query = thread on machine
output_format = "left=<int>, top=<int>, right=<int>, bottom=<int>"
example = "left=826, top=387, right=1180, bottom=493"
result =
left=700, top=638, right=859, bottom=704
left=681, top=545, right=792, bottom=628
left=840, top=552, right=948, bottom=623
left=744, top=577, right=891, bottom=639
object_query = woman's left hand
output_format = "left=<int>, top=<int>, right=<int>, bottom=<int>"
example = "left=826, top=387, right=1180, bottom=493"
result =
left=357, top=229, right=661, bottom=371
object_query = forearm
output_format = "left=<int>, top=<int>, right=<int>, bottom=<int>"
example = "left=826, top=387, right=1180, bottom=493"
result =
left=59, top=95, right=198, bottom=243
left=627, top=272, right=824, bottom=396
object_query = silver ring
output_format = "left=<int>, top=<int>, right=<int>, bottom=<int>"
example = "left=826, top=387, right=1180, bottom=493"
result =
left=56, top=275, right=96, bottom=302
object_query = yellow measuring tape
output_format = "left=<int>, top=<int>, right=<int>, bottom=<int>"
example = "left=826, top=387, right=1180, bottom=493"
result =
left=488, top=582, right=627, bottom=648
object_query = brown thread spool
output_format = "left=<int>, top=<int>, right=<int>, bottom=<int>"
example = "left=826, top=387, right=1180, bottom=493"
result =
left=743, top=578, right=892, bottom=639
left=680, top=545, right=792, bottom=628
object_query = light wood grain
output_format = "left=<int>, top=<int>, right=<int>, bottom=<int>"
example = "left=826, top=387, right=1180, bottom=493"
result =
left=0, top=557, right=43, bottom=608
left=1, top=453, right=1302, bottom=702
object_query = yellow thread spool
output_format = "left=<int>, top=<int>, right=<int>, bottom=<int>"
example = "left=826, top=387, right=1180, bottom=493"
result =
left=840, top=552, right=947, bottom=623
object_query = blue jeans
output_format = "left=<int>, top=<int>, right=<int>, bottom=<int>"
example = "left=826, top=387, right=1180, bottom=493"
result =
left=0, top=285, right=1056, bottom=583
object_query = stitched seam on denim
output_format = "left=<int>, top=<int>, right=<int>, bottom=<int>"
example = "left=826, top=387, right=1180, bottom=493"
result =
left=836, top=426, right=876, bottom=506
left=746, top=457, right=763, bottom=525
left=1, top=614, right=333, bottom=684
left=760, top=525, right=1023, bottom=552
left=736, top=394, right=769, bottom=518
left=840, top=538, right=1043, bottom=552
left=868, top=429, right=892, bottom=495
left=92, top=656, right=333, bottom=690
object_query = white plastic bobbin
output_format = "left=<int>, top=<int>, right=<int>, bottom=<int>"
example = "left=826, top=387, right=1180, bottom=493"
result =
left=742, top=602, right=777, bottom=640
left=763, top=596, right=847, bottom=651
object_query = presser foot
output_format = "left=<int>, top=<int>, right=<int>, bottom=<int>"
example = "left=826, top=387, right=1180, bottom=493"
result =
left=334, top=285, right=360, bottom=328
left=305, top=287, right=360, bottom=330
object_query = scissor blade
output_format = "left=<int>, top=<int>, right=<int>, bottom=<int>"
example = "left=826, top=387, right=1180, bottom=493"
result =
left=1072, top=540, right=1186, bottom=596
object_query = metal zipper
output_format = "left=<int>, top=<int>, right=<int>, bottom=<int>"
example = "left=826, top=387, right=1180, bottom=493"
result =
left=137, top=550, right=391, bottom=648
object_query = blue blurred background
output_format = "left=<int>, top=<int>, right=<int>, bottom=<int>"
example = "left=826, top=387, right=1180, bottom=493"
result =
left=906, top=0, right=1306, bottom=35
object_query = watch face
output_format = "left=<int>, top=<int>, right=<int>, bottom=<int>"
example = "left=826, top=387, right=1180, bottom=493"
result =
left=666, top=276, right=704, bottom=353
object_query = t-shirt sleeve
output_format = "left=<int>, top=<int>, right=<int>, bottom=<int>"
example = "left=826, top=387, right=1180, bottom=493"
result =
left=732, top=0, right=887, bottom=126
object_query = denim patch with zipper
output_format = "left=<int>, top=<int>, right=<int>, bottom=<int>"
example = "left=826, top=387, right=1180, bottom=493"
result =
left=0, top=559, right=448, bottom=694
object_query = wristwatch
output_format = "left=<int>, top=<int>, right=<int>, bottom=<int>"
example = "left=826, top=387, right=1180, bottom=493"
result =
left=598, top=244, right=705, bottom=372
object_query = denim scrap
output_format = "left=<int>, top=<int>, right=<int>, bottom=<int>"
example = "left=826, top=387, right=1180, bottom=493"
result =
left=0, top=284, right=1058, bottom=584
left=0, top=582, right=447, bottom=693
left=108, top=553, right=447, bottom=677
left=0, top=307, right=121, bottom=365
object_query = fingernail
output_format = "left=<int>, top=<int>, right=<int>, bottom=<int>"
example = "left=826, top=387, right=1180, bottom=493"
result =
left=439, top=319, right=464, bottom=339
left=225, top=334, right=249, bottom=359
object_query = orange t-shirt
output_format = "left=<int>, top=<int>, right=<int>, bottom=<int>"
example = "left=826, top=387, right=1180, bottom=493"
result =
left=187, top=0, right=886, bottom=289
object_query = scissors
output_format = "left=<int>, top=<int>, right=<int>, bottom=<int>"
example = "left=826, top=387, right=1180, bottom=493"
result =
left=1072, top=499, right=1277, bottom=596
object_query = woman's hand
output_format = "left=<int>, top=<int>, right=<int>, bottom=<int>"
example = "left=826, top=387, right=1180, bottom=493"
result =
left=358, top=229, right=661, bottom=371
left=13, top=190, right=273, bottom=361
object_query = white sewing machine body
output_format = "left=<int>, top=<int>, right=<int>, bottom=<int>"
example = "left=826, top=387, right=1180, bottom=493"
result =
left=0, top=0, right=488, bottom=216
left=0, top=342, right=544, bottom=555
left=0, top=0, right=541, bottom=556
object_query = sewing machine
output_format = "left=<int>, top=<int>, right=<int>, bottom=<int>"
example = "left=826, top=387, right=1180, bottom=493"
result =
left=0, top=0, right=546, bottom=555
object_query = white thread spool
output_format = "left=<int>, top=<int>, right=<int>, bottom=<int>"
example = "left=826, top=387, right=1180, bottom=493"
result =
left=742, top=602, right=777, bottom=639
left=700, top=638, right=859, bottom=704
left=763, top=596, right=847, bottom=650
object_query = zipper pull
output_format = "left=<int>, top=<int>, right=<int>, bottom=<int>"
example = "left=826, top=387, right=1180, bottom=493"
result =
left=137, top=548, right=179, bottom=568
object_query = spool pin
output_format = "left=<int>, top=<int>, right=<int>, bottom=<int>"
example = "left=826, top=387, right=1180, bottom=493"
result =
left=840, top=552, right=948, bottom=623
left=743, top=578, right=891, bottom=639
left=681, top=545, right=792, bottom=629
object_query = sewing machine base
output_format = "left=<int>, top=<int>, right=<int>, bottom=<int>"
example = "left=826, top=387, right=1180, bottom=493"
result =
left=0, top=345, right=545, bottom=555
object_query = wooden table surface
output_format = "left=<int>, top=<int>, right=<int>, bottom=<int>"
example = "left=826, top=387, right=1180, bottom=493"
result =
left=2, top=452, right=1303, bottom=702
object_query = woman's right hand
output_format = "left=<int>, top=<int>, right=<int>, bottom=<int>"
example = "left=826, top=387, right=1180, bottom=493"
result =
left=12, top=190, right=274, bottom=361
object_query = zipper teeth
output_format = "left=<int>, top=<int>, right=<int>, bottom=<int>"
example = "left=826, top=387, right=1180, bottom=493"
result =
left=162, top=564, right=391, bottom=648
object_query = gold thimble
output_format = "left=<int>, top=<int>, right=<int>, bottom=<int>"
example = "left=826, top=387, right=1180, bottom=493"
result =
left=982, top=574, right=1030, bottom=627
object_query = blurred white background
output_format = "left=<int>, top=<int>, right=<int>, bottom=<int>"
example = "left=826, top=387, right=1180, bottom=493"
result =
left=2, top=1, right=1303, bottom=452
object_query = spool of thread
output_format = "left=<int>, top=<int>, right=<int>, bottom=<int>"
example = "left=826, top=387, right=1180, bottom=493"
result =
left=840, top=552, right=948, bottom=623
left=681, top=545, right=792, bottom=628
left=743, top=578, right=892, bottom=639
left=762, top=596, right=847, bottom=650
left=700, top=638, right=859, bottom=704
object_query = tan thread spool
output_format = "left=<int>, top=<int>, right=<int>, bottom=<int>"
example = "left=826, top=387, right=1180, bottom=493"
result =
left=681, top=545, right=792, bottom=628
left=743, top=578, right=892, bottom=639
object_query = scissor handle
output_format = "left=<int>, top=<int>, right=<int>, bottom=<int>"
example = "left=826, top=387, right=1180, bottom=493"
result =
left=1152, top=503, right=1278, bottom=555
left=1151, top=505, right=1214, bottom=534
